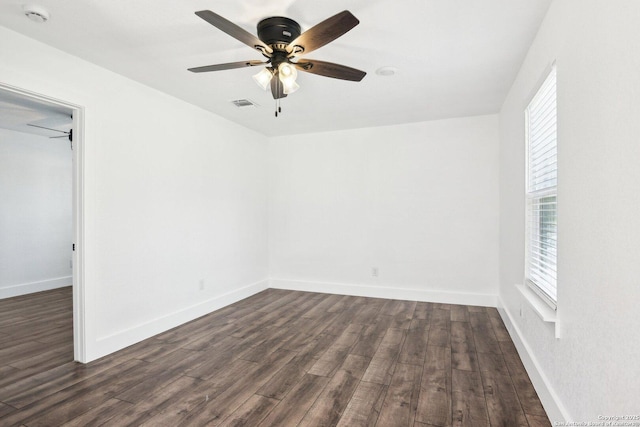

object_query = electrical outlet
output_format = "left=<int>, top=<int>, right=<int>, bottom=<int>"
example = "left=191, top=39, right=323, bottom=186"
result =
left=199, top=279, right=205, bottom=291
left=371, top=267, right=378, bottom=277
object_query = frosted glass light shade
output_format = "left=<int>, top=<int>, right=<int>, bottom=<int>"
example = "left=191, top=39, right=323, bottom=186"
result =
left=278, top=63, right=299, bottom=94
left=252, top=68, right=273, bottom=90
left=282, top=80, right=300, bottom=95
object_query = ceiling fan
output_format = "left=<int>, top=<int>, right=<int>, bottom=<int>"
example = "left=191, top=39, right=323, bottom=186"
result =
left=26, top=123, right=73, bottom=149
left=188, top=10, right=366, bottom=115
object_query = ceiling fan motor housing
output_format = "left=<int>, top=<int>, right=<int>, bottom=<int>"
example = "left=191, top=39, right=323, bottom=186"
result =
left=257, top=17, right=301, bottom=49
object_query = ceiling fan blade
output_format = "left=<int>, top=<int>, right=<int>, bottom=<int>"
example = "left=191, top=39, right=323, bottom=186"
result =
left=26, top=123, right=69, bottom=133
left=270, top=72, right=287, bottom=99
left=188, top=60, right=266, bottom=73
left=294, top=59, right=366, bottom=81
left=195, top=10, right=272, bottom=54
left=287, top=10, right=359, bottom=56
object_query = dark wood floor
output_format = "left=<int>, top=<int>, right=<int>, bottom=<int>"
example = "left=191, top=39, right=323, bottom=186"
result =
left=0, top=288, right=550, bottom=426
left=0, top=287, right=74, bottom=391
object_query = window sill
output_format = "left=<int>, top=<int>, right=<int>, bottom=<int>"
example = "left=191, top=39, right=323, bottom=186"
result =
left=516, top=284, right=557, bottom=324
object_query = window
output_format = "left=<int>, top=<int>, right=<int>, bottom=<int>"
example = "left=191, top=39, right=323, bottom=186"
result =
left=525, top=66, right=557, bottom=309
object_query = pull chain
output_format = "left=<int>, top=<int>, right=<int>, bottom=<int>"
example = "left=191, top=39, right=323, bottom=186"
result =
left=275, top=99, right=283, bottom=117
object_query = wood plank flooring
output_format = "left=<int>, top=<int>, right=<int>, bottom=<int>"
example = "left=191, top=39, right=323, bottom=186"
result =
left=0, top=287, right=74, bottom=396
left=0, top=288, right=551, bottom=426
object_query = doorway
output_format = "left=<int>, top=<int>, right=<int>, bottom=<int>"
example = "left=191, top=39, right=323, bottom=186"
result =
left=0, top=84, right=84, bottom=362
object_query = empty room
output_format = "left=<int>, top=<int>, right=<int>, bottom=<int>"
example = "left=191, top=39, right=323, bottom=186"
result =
left=1, top=0, right=639, bottom=425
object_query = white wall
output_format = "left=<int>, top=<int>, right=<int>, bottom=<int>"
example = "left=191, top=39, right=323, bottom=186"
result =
left=269, top=115, right=500, bottom=306
left=0, top=26, right=269, bottom=362
left=499, top=0, right=640, bottom=422
left=0, top=129, right=72, bottom=298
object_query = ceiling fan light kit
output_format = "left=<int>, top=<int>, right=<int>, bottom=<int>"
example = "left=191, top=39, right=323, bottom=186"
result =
left=188, top=9, right=366, bottom=117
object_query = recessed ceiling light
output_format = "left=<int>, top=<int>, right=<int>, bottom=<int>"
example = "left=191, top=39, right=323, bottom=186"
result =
left=23, top=5, right=50, bottom=23
left=376, top=66, right=398, bottom=77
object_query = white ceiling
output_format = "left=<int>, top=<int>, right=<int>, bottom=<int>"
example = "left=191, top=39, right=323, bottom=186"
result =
left=0, top=0, right=551, bottom=137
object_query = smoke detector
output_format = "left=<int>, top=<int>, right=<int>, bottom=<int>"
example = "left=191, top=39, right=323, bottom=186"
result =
left=376, top=66, right=398, bottom=77
left=23, top=5, right=50, bottom=23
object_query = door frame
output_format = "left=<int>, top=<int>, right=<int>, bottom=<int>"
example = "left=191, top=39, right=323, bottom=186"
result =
left=0, top=83, right=86, bottom=362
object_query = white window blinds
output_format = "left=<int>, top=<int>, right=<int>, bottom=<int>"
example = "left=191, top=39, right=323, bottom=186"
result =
left=526, top=66, right=557, bottom=308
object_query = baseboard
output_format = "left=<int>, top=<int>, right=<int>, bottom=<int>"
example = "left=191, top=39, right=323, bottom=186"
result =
left=0, top=276, right=71, bottom=300
left=270, top=278, right=498, bottom=307
left=88, top=279, right=269, bottom=362
left=497, top=297, right=570, bottom=423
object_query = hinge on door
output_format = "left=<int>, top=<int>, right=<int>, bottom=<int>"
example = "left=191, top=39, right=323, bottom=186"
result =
left=72, top=243, right=75, bottom=251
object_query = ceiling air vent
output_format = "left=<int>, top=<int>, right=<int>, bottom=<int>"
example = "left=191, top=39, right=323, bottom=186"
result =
left=231, top=99, right=258, bottom=108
